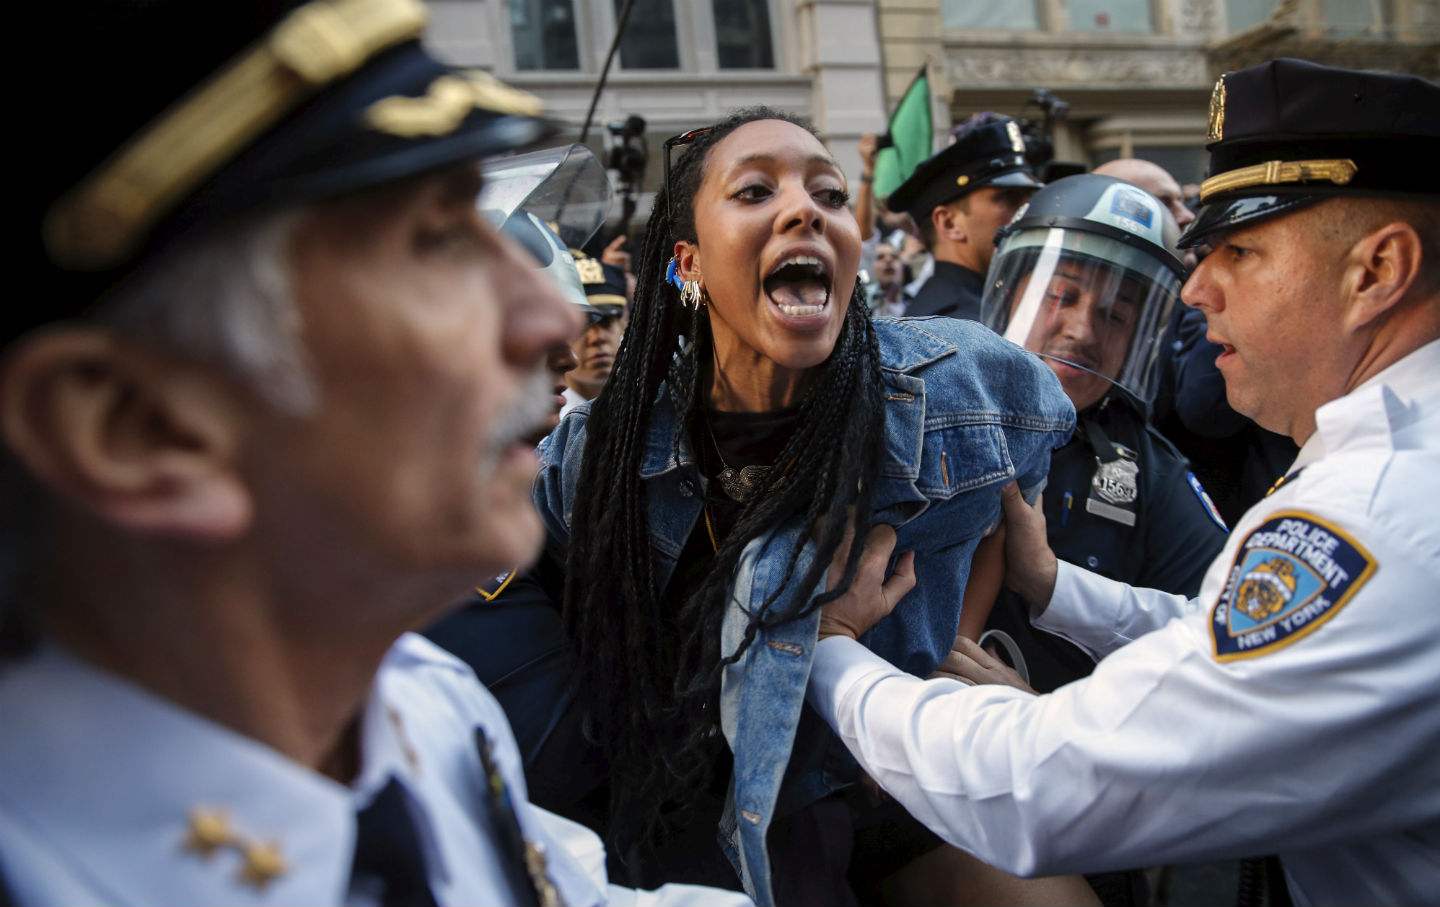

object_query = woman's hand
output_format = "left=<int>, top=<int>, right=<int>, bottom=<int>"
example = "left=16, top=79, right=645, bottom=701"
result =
left=929, top=635, right=1037, bottom=695
left=817, top=522, right=916, bottom=641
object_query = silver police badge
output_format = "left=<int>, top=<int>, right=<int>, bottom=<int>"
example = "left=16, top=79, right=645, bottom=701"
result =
left=1087, top=451, right=1140, bottom=526
left=1092, top=455, right=1138, bottom=505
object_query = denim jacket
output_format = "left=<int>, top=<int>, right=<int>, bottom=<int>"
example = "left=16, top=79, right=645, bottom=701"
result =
left=535, top=316, right=1074, bottom=904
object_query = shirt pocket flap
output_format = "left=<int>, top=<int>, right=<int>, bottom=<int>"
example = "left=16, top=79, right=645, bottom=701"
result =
left=915, top=420, right=1014, bottom=499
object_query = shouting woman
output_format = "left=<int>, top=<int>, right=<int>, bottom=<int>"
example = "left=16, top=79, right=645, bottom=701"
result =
left=536, top=109, right=1075, bottom=904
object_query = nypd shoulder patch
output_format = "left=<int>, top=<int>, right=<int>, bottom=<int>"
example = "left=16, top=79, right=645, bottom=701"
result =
left=1211, top=512, right=1376, bottom=661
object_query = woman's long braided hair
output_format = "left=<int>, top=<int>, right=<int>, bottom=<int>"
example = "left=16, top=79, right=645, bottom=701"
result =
left=562, top=107, right=886, bottom=835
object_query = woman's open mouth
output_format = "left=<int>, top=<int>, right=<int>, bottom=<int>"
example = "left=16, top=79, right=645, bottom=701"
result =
left=764, top=254, right=832, bottom=318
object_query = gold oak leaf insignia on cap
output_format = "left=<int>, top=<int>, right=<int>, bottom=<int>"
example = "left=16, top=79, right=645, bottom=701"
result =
left=1207, top=75, right=1226, bottom=143
left=366, top=71, right=545, bottom=137
left=575, top=257, right=606, bottom=284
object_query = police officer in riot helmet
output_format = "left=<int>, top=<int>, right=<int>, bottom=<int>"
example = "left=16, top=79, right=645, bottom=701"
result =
left=979, top=174, right=1228, bottom=697
left=973, top=173, right=1231, bottom=904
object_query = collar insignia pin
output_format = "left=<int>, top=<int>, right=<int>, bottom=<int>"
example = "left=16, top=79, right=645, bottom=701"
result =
left=184, top=807, right=234, bottom=858
left=239, top=840, right=288, bottom=890
left=183, top=805, right=288, bottom=889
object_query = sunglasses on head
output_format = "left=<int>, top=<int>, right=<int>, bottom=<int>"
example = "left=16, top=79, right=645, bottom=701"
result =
left=662, top=126, right=714, bottom=230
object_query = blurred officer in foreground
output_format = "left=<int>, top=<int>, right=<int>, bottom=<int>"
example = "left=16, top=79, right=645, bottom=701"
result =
left=889, top=117, right=1042, bottom=320
left=0, top=1, right=747, bottom=904
left=427, top=203, right=604, bottom=832
left=807, top=58, right=1439, bottom=905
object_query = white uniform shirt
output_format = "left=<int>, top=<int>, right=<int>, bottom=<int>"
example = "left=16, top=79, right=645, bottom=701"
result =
left=809, top=340, right=1440, bottom=906
left=560, top=387, right=588, bottom=421
left=0, top=635, right=750, bottom=907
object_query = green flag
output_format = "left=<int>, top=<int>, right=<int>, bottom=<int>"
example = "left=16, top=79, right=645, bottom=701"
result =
left=872, top=66, right=933, bottom=199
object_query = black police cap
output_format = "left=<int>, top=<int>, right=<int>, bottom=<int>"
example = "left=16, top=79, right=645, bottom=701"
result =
left=886, top=118, right=1042, bottom=222
left=1180, top=58, right=1440, bottom=248
left=27, top=0, right=556, bottom=345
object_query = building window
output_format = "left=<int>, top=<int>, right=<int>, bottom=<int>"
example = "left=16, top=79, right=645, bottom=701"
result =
left=616, top=0, right=680, bottom=69
left=1225, top=0, right=1398, bottom=36
left=942, top=1, right=1040, bottom=30
left=714, top=0, right=774, bottom=69
left=509, top=0, right=580, bottom=71
left=1068, top=0, right=1154, bottom=32
left=1225, top=0, right=1275, bottom=32
left=1320, top=0, right=1391, bottom=34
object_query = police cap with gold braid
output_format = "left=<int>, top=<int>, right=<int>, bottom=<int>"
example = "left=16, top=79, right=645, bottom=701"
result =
left=27, top=0, right=555, bottom=346
left=886, top=117, right=1043, bottom=223
left=1180, top=58, right=1440, bottom=249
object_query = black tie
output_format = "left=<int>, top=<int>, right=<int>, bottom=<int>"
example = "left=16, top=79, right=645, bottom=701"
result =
left=351, top=777, right=438, bottom=907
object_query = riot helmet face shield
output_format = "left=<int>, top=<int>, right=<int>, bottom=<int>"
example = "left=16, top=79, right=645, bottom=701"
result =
left=980, top=174, right=1186, bottom=411
left=982, top=226, right=1181, bottom=411
left=479, top=143, right=613, bottom=311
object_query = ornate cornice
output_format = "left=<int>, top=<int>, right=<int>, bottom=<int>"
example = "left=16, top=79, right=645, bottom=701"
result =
left=944, top=46, right=1210, bottom=87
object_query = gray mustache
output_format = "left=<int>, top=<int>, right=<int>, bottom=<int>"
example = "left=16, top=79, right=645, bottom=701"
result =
left=484, top=366, right=559, bottom=461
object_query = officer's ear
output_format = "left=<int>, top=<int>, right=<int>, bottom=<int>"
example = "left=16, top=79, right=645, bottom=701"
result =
left=934, top=204, right=966, bottom=244
left=0, top=328, right=252, bottom=541
left=1340, top=220, right=1425, bottom=331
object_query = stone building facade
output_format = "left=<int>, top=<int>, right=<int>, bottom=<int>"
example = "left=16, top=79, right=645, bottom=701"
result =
left=423, top=0, right=889, bottom=226
left=879, top=0, right=1439, bottom=187
left=422, top=1, right=1438, bottom=231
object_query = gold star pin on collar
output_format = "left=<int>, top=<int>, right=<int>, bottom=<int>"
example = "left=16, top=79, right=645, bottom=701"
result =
left=240, top=840, right=289, bottom=891
left=184, top=807, right=234, bottom=857
left=182, top=805, right=289, bottom=890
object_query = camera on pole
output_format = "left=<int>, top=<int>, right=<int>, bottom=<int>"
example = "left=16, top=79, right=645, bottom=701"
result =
left=605, top=114, right=647, bottom=237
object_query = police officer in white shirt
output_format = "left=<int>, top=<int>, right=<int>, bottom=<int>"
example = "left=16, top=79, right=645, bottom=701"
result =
left=0, top=2, right=748, bottom=905
left=805, top=58, right=1440, bottom=907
